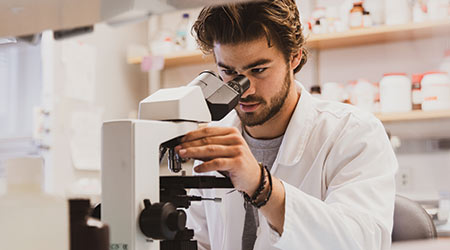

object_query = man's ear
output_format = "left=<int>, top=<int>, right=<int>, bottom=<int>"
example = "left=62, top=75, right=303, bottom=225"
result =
left=290, top=49, right=302, bottom=70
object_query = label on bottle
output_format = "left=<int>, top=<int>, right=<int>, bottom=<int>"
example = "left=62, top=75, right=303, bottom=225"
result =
left=110, top=243, right=129, bottom=250
left=349, top=12, right=363, bottom=28
left=412, top=89, right=423, bottom=104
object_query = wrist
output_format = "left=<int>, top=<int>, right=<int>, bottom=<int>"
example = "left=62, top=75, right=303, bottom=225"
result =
left=241, top=164, right=273, bottom=208
left=244, top=162, right=266, bottom=198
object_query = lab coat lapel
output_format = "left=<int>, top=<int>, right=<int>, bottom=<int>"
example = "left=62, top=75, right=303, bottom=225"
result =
left=272, top=82, right=315, bottom=170
left=220, top=188, right=245, bottom=250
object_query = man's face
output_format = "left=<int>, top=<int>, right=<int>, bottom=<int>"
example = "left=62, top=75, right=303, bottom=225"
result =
left=213, top=37, right=292, bottom=127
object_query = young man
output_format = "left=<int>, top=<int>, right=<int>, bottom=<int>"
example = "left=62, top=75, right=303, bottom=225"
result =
left=175, top=0, right=397, bottom=249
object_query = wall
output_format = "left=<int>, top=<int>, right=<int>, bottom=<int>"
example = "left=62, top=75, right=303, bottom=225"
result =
left=42, top=21, right=148, bottom=200
left=395, top=141, right=450, bottom=201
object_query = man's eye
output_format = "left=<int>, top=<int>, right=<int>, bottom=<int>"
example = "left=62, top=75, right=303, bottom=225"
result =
left=222, top=69, right=237, bottom=75
left=251, top=68, right=267, bottom=74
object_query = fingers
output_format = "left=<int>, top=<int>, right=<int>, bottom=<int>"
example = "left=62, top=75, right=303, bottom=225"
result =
left=179, top=133, right=242, bottom=149
left=177, top=126, right=248, bottom=176
left=181, top=127, right=240, bottom=143
left=193, top=158, right=234, bottom=173
left=178, top=145, right=242, bottom=160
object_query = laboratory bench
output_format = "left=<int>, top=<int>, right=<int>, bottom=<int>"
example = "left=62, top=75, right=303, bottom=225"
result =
left=391, top=238, right=450, bottom=250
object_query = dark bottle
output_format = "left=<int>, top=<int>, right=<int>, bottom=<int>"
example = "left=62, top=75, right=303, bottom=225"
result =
left=69, top=199, right=109, bottom=250
left=411, top=74, right=423, bottom=110
left=310, top=85, right=322, bottom=99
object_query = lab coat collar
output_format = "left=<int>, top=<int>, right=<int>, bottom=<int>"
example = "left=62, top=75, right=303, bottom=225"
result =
left=276, top=81, right=315, bottom=167
left=217, top=81, right=315, bottom=167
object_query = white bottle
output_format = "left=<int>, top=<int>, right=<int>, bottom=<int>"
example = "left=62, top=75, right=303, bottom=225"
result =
left=412, top=0, right=427, bottom=23
left=350, top=79, right=376, bottom=112
left=349, top=2, right=364, bottom=29
left=379, top=73, right=412, bottom=113
left=385, top=0, right=411, bottom=25
left=322, top=82, right=346, bottom=102
left=421, top=71, right=450, bottom=111
left=427, top=0, right=450, bottom=21
left=0, top=157, right=69, bottom=250
left=365, top=0, right=385, bottom=25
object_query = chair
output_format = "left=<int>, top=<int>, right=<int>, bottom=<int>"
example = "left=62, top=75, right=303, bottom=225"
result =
left=392, top=195, right=437, bottom=242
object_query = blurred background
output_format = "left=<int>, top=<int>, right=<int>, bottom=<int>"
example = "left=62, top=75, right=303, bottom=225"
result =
left=0, top=0, right=450, bottom=237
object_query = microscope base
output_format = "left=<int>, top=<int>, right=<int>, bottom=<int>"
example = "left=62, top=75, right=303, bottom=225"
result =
left=161, top=240, right=198, bottom=250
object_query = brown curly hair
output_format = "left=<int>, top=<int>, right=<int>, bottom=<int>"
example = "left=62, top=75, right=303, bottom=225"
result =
left=192, top=0, right=308, bottom=73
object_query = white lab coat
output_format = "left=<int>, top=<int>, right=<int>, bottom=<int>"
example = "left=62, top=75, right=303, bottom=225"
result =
left=186, top=82, right=398, bottom=250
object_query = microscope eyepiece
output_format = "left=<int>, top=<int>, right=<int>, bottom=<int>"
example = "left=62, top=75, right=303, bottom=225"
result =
left=227, top=75, right=250, bottom=95
left=187, top=71, right=251, bottom=121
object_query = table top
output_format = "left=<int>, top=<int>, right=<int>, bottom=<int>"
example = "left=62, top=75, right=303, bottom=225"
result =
left=391, top=238, right=450, bottom=250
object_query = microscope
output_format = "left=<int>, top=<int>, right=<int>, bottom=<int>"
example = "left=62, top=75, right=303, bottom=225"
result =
left=101, top=71, right=250, bottom=250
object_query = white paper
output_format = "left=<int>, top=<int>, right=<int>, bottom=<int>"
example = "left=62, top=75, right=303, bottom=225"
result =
left=69, top=108, right=103, bottom=170
left=62, top=41, right=96, bottom=103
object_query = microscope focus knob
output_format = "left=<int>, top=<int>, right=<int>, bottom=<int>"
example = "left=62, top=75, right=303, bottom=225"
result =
left=139, top=199, right=186, bottom=240
left=167, top=210, right=186, bottom=231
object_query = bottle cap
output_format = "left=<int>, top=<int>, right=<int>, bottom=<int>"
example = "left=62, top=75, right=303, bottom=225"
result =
left=182, top=13, right=189, bottom=18
left=412, top=74, right=424, bottom=83
left=310, top=85, right=321, bottom=93
left=383, top=73, right=407, bottom=77
left=423, top=71, right=447, bottom=75
left=5, top=157, right=44, bottom=189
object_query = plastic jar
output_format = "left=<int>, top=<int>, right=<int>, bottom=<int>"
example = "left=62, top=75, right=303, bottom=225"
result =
left=384, top=0, right=411, bottom=25
left=427, top=0, right=450, bottom=21
left=413, top=1, right=427, bottom=23
left=363, top=11, right=373, bottom=27
left=380, top=73, right=412, bottom=113
left=364, top=0, right=385, bottom=25
left=322, top=82, right=346, bottom=102
left=421, top=71, right=450, bottom=111
left=350, top=79, right=376, bottom=112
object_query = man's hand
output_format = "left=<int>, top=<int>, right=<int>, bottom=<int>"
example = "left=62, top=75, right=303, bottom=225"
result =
left=175, top=126, right=261, bottom=196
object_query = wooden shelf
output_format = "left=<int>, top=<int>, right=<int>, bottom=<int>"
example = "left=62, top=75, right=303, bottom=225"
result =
left=307, top=19, right=450, bottom=49
left=378, top=110, right=450, bottom=139
left=128, top=50, right=213, bottom=68
left=130, top=19, right=450, bottom=68
left=164, top=50, right=214, bottom=68
left=375, top=110, right=450, bottom=123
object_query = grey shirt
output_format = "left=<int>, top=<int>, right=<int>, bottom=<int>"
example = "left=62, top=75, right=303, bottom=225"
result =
left=241, top=128, right=283, bottom=250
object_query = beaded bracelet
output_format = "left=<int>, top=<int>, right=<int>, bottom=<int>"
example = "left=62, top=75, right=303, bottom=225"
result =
left=252, top=165, right=272, bottom=208
left=242, top=162, right=266, bottom=203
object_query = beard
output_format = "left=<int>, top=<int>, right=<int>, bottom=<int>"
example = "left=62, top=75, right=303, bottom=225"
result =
left=236, top=69, right=291, bottom=127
